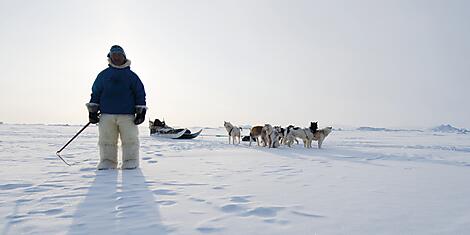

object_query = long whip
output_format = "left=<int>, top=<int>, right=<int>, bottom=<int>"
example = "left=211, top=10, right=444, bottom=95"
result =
left=56, top=122, right=91, bottom=166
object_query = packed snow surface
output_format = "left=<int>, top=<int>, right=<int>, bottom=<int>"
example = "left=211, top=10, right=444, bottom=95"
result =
left=1, top=124, right=470, bottom=234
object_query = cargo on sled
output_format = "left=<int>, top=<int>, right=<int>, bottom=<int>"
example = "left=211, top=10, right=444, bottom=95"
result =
left=149, top=119, right=202, bottom=139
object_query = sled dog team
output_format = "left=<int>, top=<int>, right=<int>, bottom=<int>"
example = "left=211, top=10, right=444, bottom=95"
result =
left=224, top=121, right=332, bottom=149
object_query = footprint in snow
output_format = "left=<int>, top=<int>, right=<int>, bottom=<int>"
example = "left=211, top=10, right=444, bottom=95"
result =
left=291, top=210, right=325, bottom=218
left=6, top=214, right=28, bottom=220
left=145, top=180, right=157, bottom=186
left=189, top=211, right=206, bottom=215
left=79, top=167, right=96, bottom=172
left=153, top=189, right=178, bottom=195
left=23, top=186, right=50, bottom=193
left=48, top=171, right=68, bottom=175
left=156, top=200, right=177, bottom=206
left=196, top=226, right=224, bottom=233
left=241, top=206, right=284, bottom=218
left=220, top=204, right=245, bottom=213
left=16, top=199, right=33, bottom=203
left=39, top=183, right=66, bottom=188
left=189, top=197, right=206, bottom=202
left=27, top=208, right=64, bottom=216
left=115, top=204, right=141, bottom=211
left=263, top=218, right=290, bottom=225
left=0, top=183, right=33, bottom=190
left=212, top=185, right=226, bottom=190
left=72, top=186, right=89, bottom=191
left=81, top=174, right=94, bottom=179
left=7, top=217, right=27, bottom=224
left=163, top=181, right=208, bottom=186
left=229, top=195, right=252, bottom=203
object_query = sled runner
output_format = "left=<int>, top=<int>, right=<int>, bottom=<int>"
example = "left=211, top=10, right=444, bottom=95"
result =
left=149, top=119, right=202, bottom=139
left=178, top=129, right=203, bottom=139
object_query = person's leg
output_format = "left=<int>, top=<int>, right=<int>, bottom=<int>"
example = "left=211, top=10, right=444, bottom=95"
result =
left=98, top=114, right=118, bottom=169
left=117, top=115, right=140, bottom=169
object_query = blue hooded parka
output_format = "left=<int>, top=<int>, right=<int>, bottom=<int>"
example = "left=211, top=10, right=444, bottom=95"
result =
left=89, top=61, right=146, bottom=114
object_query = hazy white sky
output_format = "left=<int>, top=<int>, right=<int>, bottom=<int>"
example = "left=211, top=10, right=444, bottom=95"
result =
left=1, top=0, right=469, bottom=128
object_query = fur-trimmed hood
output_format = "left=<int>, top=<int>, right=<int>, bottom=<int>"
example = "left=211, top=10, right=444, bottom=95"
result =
left=108, top=58, right=131, bottom=69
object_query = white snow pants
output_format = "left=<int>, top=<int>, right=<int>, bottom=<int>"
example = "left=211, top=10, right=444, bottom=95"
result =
left=98, top=114, right=139, bottom=169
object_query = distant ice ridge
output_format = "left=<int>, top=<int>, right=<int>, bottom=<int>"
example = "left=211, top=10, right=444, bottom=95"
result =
left=356, top=126, right=422, bottom=132
left=355, top=124, right=469, bottom=134
left=432, top=124, right=469, bottom=134
left=357, top=127, right=391, bottom=132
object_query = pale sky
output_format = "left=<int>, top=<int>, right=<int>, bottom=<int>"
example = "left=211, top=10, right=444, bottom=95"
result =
left=1, top=0, right=469, bottom=128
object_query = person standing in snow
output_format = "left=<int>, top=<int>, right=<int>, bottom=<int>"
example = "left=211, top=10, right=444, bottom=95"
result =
left=86, top=45, right=147, bottom=170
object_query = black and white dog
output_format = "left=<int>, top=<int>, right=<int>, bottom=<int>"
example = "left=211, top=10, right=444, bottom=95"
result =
left=282, top=125, right=299, bottom=145
left=284, top=122, right=318, bottom=148
left=273, top=126, right=285, bottom=148
left=224, top=121, right=242, bottom=144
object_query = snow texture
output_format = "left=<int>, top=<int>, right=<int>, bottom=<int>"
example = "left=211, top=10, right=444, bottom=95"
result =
left=1, top=124, right=470, bottom=234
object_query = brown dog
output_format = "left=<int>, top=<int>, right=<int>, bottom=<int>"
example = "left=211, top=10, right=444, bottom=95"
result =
left=249, top=126, right=263, bottom=146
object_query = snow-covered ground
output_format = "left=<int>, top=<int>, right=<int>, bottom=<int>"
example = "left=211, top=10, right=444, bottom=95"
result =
left=1, top=124, right=470, bottom=234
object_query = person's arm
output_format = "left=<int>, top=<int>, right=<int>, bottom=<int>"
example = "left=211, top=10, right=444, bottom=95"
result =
left=132, top=73, right=147, bottom=125
left=89, top=73, right=104, bottom=106
left=86, top=73, right=103, bottom=124
left=132, top=73, right=146, bottom=107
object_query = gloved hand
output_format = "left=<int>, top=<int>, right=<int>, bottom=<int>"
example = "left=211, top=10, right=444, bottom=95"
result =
left=89, top=112, right=99, bottom=124
left=86, top=103, right=100, bottom=124
left=134, top=108, right=146, bottom=125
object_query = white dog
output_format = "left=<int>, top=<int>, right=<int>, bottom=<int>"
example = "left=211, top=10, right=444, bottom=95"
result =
left=224, top=121, right=242, bottom=144
left=282, top=125, right=299, bottom=146
left=308, top=127, right=333, bottom=149
left=283, top=128, right=311, bottom=148
left=284, top=122, right=319, bottom=148
left=261, top=124, right=273, bottom=147
left=284, top=127, right=312, bottom=148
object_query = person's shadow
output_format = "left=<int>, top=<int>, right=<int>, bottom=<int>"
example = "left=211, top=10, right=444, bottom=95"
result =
left=69, top=169, right=168, bottom=235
